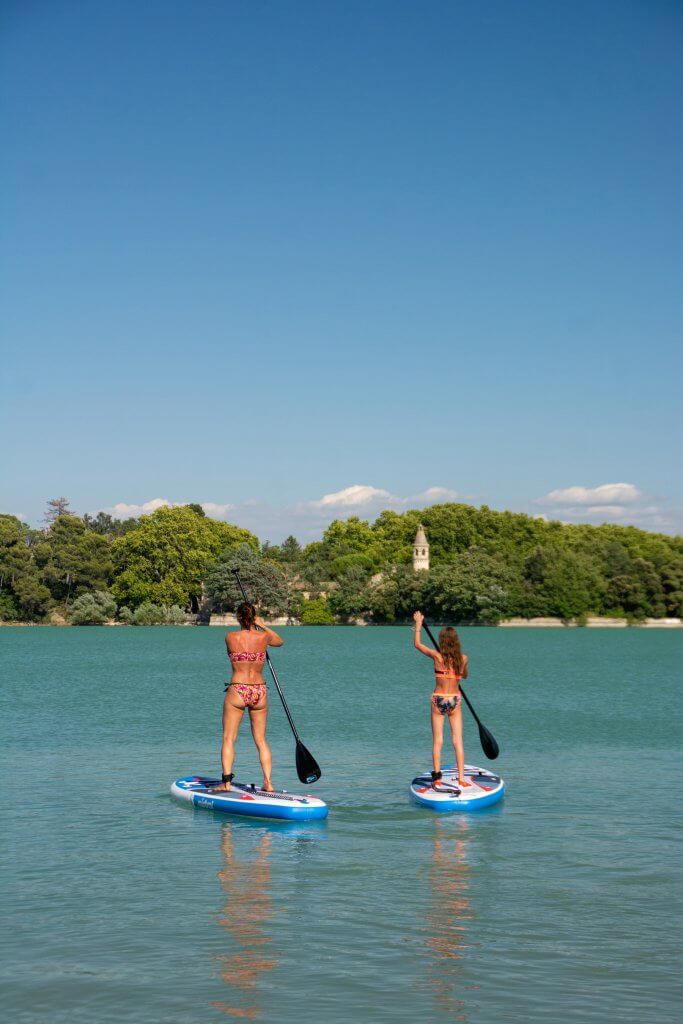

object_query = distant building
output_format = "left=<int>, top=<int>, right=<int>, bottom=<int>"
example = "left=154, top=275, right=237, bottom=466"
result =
left=413, top=524, right=429, bottom=571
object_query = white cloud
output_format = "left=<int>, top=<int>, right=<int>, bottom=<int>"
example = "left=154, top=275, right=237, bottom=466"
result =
left=90, top=482, right=682, bottom=541
left=201, top=502, right=235, bottom=517
left=534, top=482, right=678, bottom=533
left=303, top=483, right=459, bottom=514
left=582, top=505, right=629, bottom=517
left=308, top=484, right=394, bottom=510
left=413, top=486, right=459, bottom=503
left=98, top=484, right=460, bottom=541
left=105, top=498, right=172, bottom=518
left=283, top=483, right=461, bottom=539
left=541, top=483, right=642, bottom=507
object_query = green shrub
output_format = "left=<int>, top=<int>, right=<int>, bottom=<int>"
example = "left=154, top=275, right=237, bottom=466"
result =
left=117, top=606, right=134, bottom=624
left=132, top=602, right=166, bottom=625
left=165, top=605, right=186, bottom=624
left=68, top=591, right=117, bottom=625
left=300, top=598, right=334, bottom=625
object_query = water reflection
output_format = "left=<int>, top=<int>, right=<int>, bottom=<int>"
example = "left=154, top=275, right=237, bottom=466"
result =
left=211, top=822, right=278, bottom=1020
left=421, top=818, right=473, bottom=1022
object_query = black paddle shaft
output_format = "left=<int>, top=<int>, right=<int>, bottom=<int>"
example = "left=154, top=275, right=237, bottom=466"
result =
left=230, top=569, right=321, bottom=783
left=421, top=619, right=500, bottom=760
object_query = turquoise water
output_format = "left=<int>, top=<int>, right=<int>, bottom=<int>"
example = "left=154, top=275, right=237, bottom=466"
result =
left=1, top=626, right=681, bottom=1023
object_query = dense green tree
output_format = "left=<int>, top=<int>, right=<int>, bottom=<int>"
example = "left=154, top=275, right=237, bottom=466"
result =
left=13, top=575, right=52, bottom=620
left=262, top=535, right=303, bottom=568
left=315, top=517, right=384, bottom=577
left=111, top=506, right=256, bottom=610
left=0, top=591, right=20, bottom=620
left=299, top=542, right=331, bottom=593
left=522, top=546, right=602, bottom=620
left=425, top=550, right=520, bottom=624
left=83, top=512, right=138, bottom=537
left=603, top=558, right=665, bottom=618
left=36, top=515, right=113, bottom=604
left=0, top=515, right=37, bottom=618
left=1, top=499, right=682, bottom=624
left=328, top=566, right=372, bottom=619
left=204, top=543, right=291, bottom=616
left=660, top=558, right=683, bottom=617
left=367, top=566, right=427, bottom=623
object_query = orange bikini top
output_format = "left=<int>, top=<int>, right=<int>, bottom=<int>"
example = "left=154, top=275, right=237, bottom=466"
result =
left=229, top=651, right=266, bottom=663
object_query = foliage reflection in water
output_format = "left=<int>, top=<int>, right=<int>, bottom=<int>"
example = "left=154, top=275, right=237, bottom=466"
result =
left=417, top=818, right=473, bottom=1022
left=212, top=823, right=278, bottom=1020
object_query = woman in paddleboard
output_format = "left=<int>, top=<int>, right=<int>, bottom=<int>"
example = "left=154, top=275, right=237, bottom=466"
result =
left=413, top=611, right=469, bottom=788
left=213, top=601, right=284, bottom=793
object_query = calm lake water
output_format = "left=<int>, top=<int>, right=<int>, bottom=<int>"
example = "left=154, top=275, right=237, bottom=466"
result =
left=1, top=626, right=681, bottom=1023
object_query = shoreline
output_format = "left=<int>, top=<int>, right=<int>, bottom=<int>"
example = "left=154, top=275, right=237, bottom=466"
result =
left=2, top=616, right=681, bottom=629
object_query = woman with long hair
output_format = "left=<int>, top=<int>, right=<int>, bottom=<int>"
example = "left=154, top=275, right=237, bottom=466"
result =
left=213, top=601, right=284, bottom=793
left=412, top=610, right=469, bottom=788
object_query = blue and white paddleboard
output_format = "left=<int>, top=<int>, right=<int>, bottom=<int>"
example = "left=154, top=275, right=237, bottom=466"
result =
left=410, top=764, right=505, bottom=811
left=171, top=775, right=328, bottom=821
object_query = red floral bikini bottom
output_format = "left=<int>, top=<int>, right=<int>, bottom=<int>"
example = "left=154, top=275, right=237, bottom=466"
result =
left=229, top=683, right=267, bottom=708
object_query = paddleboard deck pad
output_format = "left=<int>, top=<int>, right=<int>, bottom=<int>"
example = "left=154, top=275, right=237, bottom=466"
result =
left=171, top=775, right=328, bottom=821
left=410, top=764, right=505, bottom=811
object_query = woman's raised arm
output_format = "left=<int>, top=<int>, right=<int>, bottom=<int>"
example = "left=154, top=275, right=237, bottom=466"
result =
left=412, top=610, right=438, bottom=659
left=254, top=616, right=284, bottom=647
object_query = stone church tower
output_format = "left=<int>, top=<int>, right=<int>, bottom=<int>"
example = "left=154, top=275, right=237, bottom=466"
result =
left=413, top=524, right=429, bottom=571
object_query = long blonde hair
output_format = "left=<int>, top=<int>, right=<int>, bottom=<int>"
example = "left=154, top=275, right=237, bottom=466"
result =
left=439, top=626, right=464, bottom=674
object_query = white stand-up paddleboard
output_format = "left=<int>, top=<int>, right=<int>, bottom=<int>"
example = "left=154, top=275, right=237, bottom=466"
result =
left=171, top=775, right=328, bottom=821
left=410, top=764, right=505, bottom=811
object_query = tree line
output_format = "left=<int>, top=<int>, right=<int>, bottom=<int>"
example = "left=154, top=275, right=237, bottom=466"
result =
left=1, top=499, right=682, bottom=625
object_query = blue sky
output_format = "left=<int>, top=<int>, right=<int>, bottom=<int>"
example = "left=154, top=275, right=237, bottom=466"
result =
left=2, top=0, right=681, bottom=540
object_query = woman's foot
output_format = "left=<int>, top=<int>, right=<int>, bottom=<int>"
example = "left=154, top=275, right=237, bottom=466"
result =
left=213, top=773, right=233, bottom=792
left=262, top=779, right=274, bottom=793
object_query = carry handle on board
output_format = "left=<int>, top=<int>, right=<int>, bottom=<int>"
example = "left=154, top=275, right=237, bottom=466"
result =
left=422, top=619, right=500, bottom=760
left=231, top=568, right=322, bottom=784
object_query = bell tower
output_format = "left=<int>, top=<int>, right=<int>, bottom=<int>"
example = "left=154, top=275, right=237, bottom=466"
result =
left=413, top=524, right=429, bottom=571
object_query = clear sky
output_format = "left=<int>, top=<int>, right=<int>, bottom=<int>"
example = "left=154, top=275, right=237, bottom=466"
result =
left=2, top=0, right=681, bottom=541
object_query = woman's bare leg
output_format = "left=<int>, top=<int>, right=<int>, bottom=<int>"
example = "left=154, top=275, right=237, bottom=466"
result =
left=448, top=705, right=465, bottom=784
left=249, top=706, right=273, bottom=791
left=216, top=698, right=245, bottom=790
left=431, top=707, right=445, bottom=784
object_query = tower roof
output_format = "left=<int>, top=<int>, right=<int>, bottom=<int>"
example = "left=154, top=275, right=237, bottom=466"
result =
left=414, top=524, right=428, bottom=546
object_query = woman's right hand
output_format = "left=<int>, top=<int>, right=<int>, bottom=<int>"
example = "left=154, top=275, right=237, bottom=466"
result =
left=413, top=610, right=424, bottom=627
left=254, top=615, right=267, bottom=630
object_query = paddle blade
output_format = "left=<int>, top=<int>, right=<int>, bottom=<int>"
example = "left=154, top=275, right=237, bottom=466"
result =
left=478, top=723, right=500, bottom=760
left=295, top=740, right=321, bottom=784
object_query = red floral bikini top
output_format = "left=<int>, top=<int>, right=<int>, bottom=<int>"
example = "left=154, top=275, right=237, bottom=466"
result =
left=229, top=651, right=266, bottom=663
